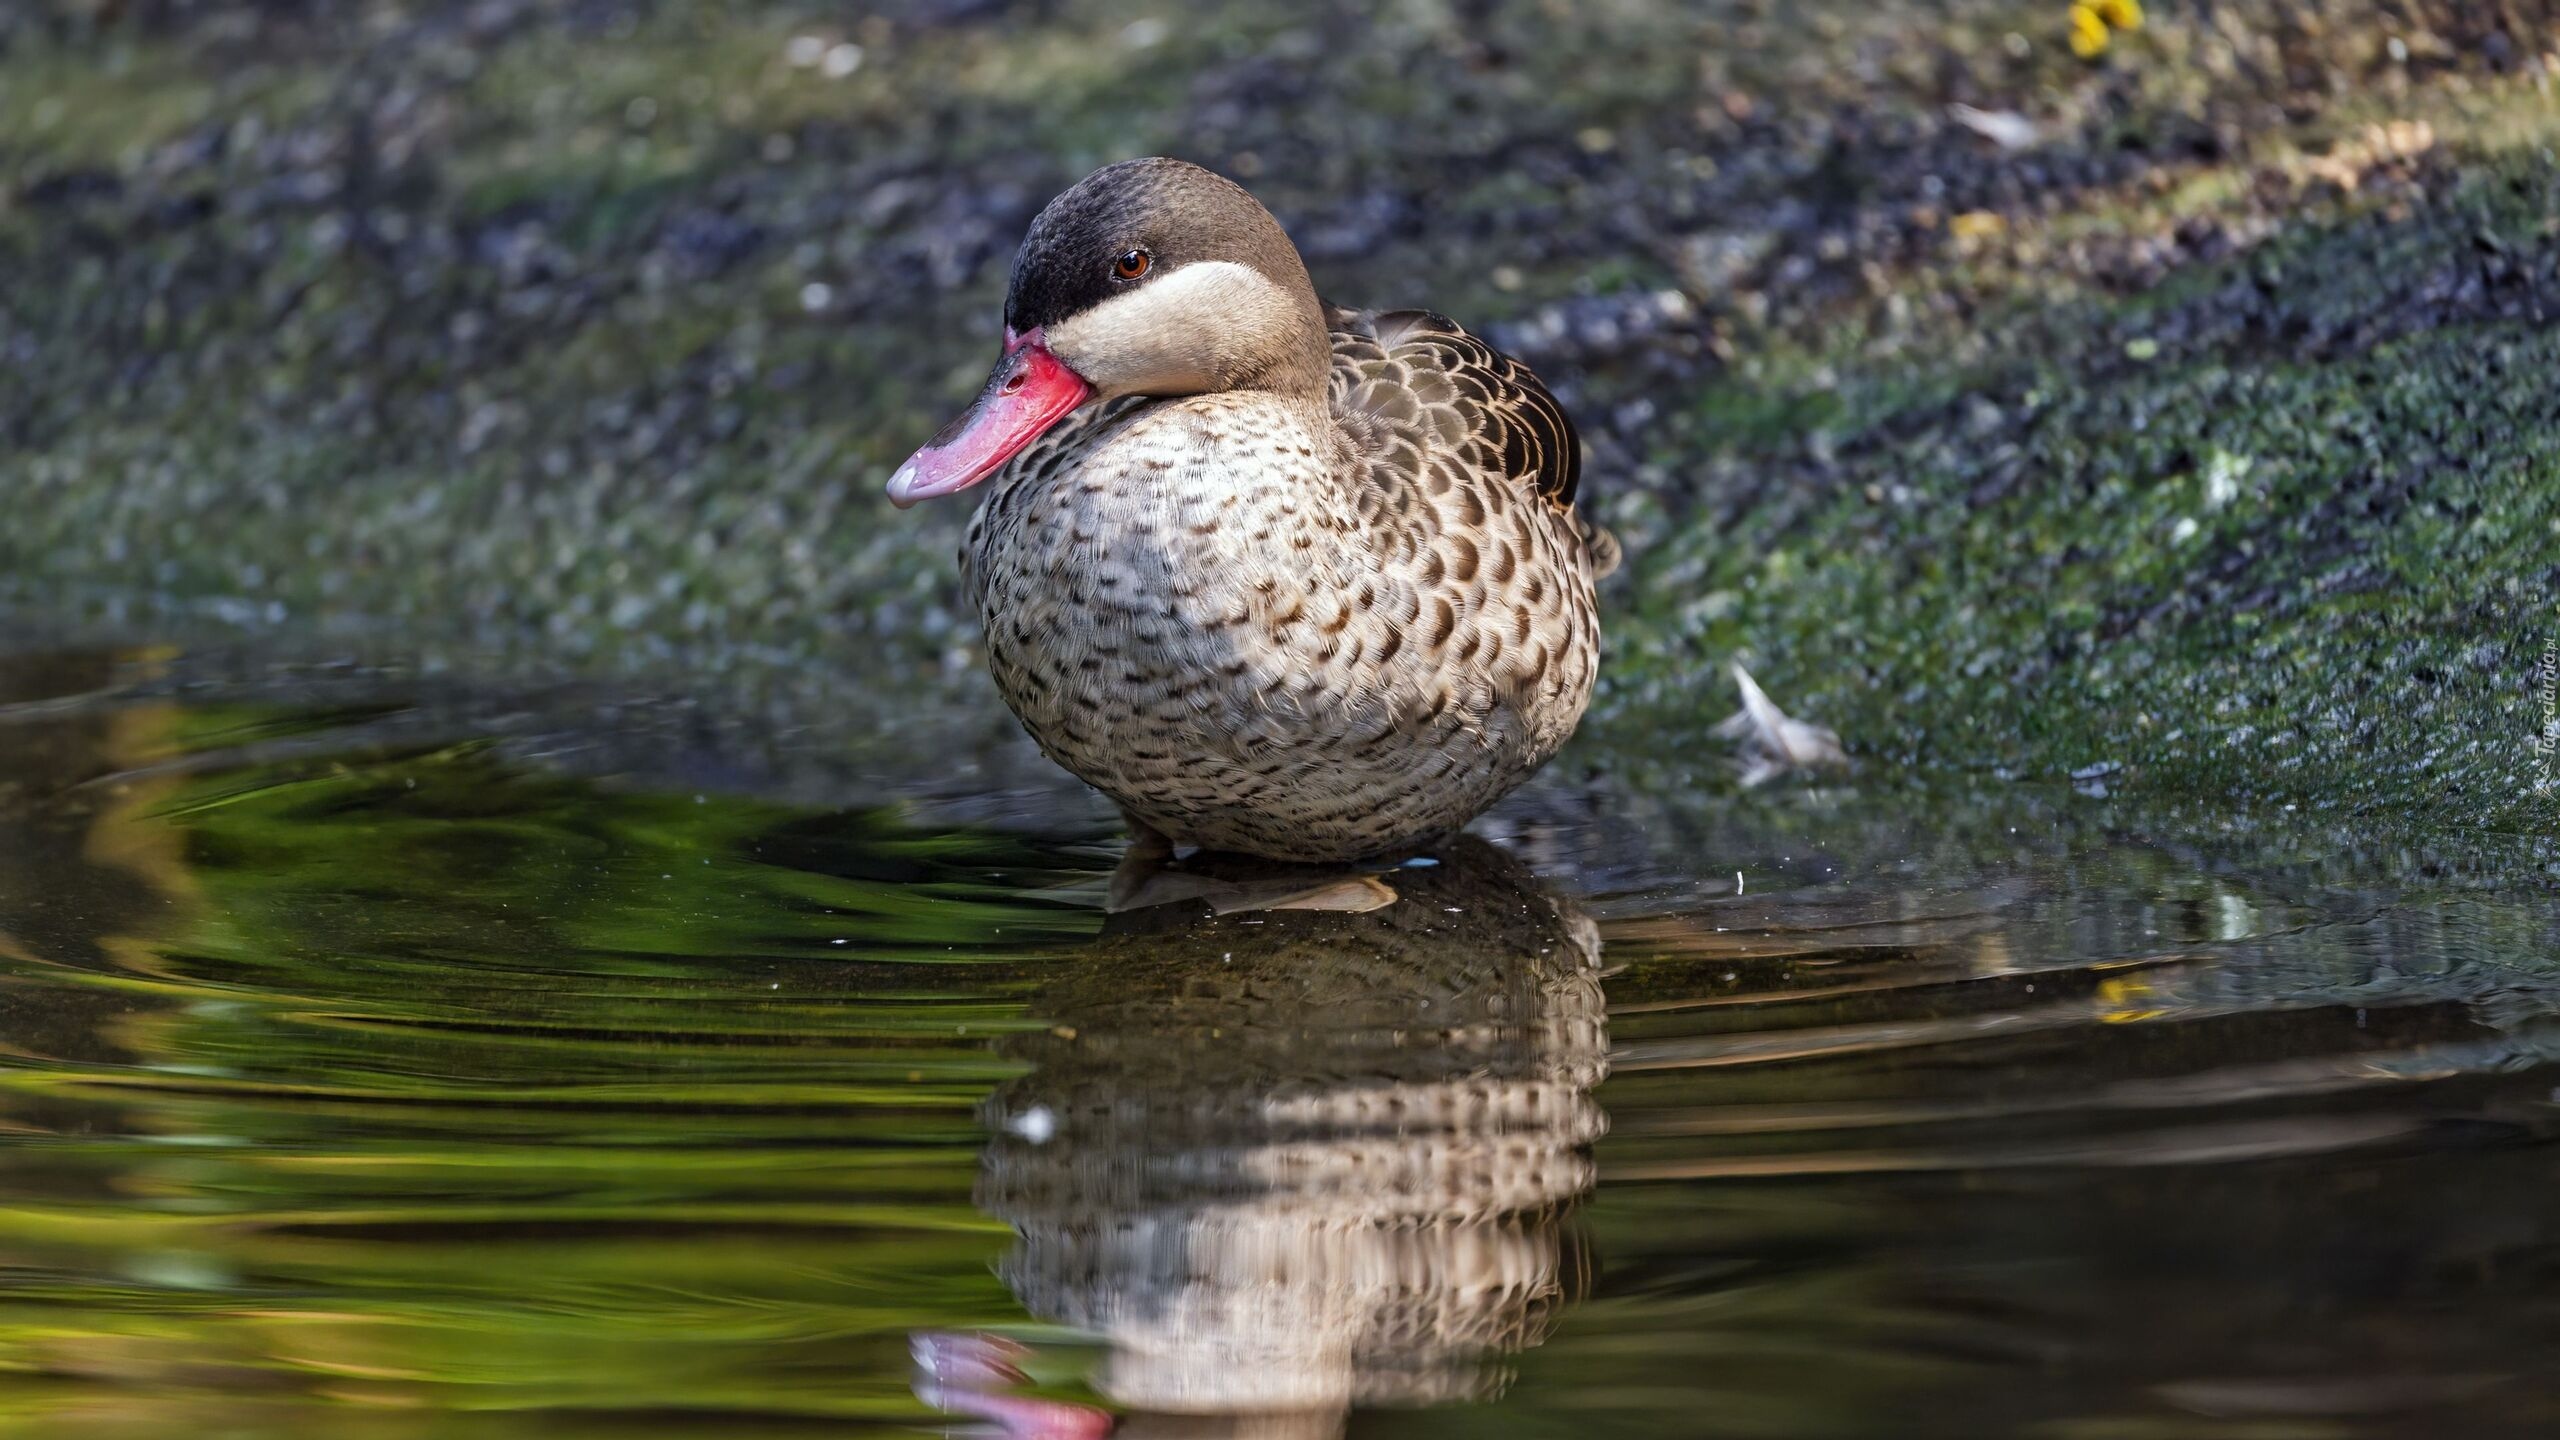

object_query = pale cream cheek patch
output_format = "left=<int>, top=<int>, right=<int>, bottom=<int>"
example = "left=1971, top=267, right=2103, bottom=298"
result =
left=1046, top=261, right=1303, bottom=396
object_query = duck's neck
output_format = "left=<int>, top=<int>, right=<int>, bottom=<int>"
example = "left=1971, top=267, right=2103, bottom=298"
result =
left=1222, top=305, right=1334, bottom=403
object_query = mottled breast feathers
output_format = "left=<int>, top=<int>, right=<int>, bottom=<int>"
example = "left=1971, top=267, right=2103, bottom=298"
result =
left=958, top=296, right=1615, bottom=862
left=1324, top=305, right=1616, bottom=577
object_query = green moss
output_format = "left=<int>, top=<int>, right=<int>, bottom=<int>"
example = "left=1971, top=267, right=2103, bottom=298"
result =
left=1606, top=146, right=2560, bottom=831
left=6, top=0, right=2557, bottom=845
left=0, top=36, right=319, bottom=175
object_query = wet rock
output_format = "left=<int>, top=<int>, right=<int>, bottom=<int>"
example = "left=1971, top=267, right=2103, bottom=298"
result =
left=657, top=206, right=765, bottom=280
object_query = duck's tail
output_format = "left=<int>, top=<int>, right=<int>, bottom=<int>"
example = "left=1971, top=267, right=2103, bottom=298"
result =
left=1580, top=518, right=1623, bottom=580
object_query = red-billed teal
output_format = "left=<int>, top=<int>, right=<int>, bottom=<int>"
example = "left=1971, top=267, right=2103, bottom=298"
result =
left=890, top=158, right=1615, bottom=866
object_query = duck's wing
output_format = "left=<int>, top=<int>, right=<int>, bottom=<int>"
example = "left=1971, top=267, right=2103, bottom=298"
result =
left=1324, top=305, right=1617, bottom=576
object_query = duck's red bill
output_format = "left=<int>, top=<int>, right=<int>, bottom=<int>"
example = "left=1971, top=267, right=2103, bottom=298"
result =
left=886, top=330, right=1091, bottom=507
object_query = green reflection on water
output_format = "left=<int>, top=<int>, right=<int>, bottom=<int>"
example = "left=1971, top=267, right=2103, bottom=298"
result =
left=0, top=666, right=1096, bottom=1434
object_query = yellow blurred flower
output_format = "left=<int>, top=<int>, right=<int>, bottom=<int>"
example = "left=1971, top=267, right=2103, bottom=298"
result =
left=2095, top=975, right=2167, bottom=1024
left=2068, top=4, right=2111, bottom=58
left=2094, top=0, right=2144, bottom=30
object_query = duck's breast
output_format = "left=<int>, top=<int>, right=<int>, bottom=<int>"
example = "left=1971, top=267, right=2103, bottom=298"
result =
left=966, top=396, right=1368, bottom=769
left=963, top=384, right=1597, bottom=856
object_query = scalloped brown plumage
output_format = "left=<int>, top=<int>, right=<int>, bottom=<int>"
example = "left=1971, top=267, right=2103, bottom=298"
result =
left=1326, top=304, right=1621, bottom=577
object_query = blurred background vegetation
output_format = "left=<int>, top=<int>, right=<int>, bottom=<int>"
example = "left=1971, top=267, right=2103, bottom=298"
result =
left=3, top=0, right=2558, bottom=831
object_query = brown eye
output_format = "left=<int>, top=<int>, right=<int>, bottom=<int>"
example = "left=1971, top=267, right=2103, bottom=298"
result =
left=1113, top=248, right=1152, bottom=280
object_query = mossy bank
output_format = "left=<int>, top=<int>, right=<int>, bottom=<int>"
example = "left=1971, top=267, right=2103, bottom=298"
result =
left=5, top=0, right=2558, bottom=834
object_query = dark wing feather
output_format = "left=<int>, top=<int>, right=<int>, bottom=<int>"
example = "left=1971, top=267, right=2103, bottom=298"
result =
left=1325, top=306, right=1583, bottom=510
left=1325, top=305, right=1614, bottom=575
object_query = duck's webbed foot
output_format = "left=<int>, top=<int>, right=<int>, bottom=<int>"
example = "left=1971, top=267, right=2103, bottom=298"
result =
left=1105, top=816, right=1179, bottom=913
left=1196, top=871, right=1398, bottom=915
left=1105, top=818, right=1398, bottom=916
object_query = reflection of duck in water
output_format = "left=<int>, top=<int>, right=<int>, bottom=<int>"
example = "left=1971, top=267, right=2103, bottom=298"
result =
left=924, top=838, right=1608, bottom=1438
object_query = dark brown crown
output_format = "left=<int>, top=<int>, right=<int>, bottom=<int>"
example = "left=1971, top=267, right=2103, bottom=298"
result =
left=1003, top=157, right=1316, bottom=334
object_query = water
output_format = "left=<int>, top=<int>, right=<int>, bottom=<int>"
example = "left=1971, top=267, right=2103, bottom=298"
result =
left=2, top=643, right=2557, bottom=1439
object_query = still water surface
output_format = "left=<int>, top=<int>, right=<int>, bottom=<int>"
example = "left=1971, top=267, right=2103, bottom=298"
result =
left=1, top=645, right=2556, bottom=1438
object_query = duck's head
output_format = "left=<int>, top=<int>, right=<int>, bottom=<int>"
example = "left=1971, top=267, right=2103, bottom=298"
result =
left=887, top=157, right=1328, bottom=507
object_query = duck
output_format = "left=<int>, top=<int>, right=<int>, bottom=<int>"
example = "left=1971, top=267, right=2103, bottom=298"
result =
left=888, top=157, right=1615, bottom=870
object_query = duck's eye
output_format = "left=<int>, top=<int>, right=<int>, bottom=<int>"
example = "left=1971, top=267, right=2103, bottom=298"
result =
left=1113, top=248, right=1152, bottom=280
